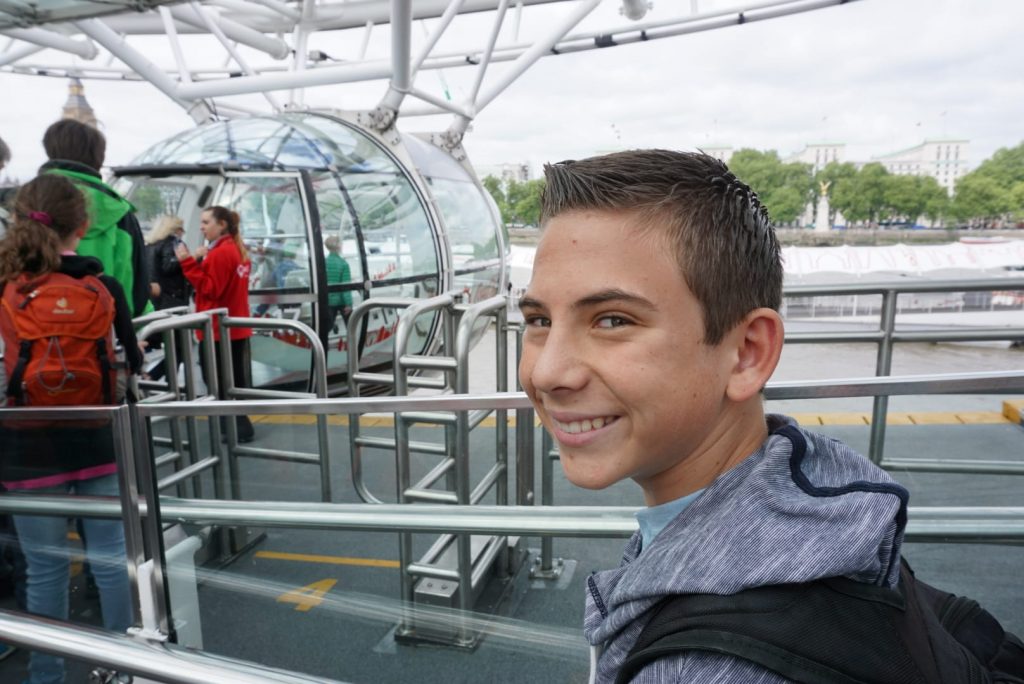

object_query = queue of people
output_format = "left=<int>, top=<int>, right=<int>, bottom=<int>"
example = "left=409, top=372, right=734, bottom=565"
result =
left=0, top=123, right=261, bottom=681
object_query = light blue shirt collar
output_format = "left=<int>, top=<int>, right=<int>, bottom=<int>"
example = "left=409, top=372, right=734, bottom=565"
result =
left=635, top=489, right=704, bottom=554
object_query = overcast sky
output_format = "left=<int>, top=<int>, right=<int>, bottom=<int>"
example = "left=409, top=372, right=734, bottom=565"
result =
left=1, top=0, right=1022, bottom=183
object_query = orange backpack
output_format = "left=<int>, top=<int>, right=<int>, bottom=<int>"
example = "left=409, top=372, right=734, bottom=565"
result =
left=0, top=272, right=119, bottom=414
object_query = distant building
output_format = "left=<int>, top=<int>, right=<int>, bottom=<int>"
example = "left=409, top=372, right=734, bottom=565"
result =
left=477, top=162, right=531, bottom=184
left=62, top=77, right=99, bottom=128
left=701, top=145, right=733, bottom=163
left=785, top=142, right=845, bottom=173
left=871, top=139, right=969, bottom=196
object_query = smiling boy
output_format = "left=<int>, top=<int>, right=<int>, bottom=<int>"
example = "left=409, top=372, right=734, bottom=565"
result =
left=518, top=151, right=909, bottom=683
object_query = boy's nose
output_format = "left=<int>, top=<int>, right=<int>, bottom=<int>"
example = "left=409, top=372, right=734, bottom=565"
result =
left=522, top=329, right=588, bottom=395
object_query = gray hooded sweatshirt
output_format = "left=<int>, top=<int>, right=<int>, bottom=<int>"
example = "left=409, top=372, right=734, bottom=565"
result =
left=584, top=415, right=909, bottom=684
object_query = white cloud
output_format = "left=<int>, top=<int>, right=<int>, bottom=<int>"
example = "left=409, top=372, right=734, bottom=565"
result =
left=1, top=0, right=1022, bottom=183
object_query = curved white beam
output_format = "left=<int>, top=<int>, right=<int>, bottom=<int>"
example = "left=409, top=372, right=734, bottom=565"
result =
left=168, top=4, right=290, bottom=59
left=74, top=17, right=216, bottom=123
left=0, top=27, right=98, bottom=59
left=0, top=42, right=44, bottom=66
left=98, top=0, right=566, bottom=35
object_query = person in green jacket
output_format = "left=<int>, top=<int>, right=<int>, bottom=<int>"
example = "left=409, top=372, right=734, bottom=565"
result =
left=324, top=235, right=353, bottom=333
left=40, top=119, right=152, bottom=317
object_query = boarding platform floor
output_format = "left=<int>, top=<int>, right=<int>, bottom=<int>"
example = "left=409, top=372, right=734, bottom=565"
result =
left=2, top=406, right=1022, bottom=683
left=2, top=336, right=1023, bottom=682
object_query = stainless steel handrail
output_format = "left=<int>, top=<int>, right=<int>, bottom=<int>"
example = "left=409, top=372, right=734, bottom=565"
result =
left=780, top=277, right=1024, bottom=464
left=217, top=313, right=332, bottom=502
left=1, top=496, right=1021, bottom=544
left=122, top=369, right=1024, bottom=418
left=0, top=609, right=344, bottom=684
left=784, top=277, right=1024, bottom=296
left=136, top=311, right=223, bottom=499
left=389, top=292, right=459, bottom=636
left=346, top=296, right=417, bottom=505
left=450, top=294, right=509, bottom=645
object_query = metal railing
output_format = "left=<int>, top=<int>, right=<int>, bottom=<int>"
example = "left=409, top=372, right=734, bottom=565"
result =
left=0, top=369, right=1022, bottom=682
left=216, top=312, right=332, bottom=503
left=345, top=291, right=515, bottom=646
left=0, top=609, right=344, bottom=684
left=781, top=276, right=1024, bottom=464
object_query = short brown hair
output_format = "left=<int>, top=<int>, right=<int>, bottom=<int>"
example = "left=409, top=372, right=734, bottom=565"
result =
left=43, top=119, right=106, bottom=171
left=0, top=174, right=87, bottom=282
left=540, top=150, right=781, bottom=345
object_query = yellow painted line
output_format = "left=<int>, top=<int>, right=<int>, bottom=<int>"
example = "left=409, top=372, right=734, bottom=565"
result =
left=1004, top=399, right=1024, bottom=425
left=885, top=413, right=915, bottom=425
left=819, top=413, right=870, bottom=426
left=255, top=550, right=400, bottom=569
left=788, top=413, right=822, bottom=425
left=908, top=411, right=962, bottom=425
left=954, top=411, right=1011, bottom=425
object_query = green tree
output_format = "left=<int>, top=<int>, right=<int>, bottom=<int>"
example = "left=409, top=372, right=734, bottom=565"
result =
left=481, top=174, right=511, bottom=225
left=131, top=185, right=165, bottom=225
left=918, top=176, right=950, bottom=225
left=970, top=143, right=1024, bottom=188
left=951, top=174, right=1011, bottom=227
left=729, top=149, right=814, bottom=224
left=882, top=174, right=929, bottom=223
left=951, top=141, right=1024, bottom=226
left=832, top=163, right=889, bottom=225
left=1010, top=181, right=1024, bottom=222
left=506, top=179, right=544, bottom=226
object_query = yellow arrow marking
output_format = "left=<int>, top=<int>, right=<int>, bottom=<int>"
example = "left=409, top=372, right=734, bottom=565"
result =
left=276, top=578, right=338, bottom=612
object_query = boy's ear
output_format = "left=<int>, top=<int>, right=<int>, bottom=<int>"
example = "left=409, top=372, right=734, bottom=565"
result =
left=724, top=307, right=784, bottom=403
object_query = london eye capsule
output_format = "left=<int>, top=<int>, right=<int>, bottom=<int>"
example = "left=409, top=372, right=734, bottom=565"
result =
left=114, top=111, right=508, bottom=391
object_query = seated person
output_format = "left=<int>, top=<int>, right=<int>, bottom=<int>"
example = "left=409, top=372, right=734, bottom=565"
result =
left=270, top=243, right=300, bottom=288
left=517, top=150, right=909, bottom=683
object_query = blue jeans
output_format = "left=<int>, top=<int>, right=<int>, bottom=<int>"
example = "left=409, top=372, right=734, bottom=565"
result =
left=12, top=474, right=132, bottom=684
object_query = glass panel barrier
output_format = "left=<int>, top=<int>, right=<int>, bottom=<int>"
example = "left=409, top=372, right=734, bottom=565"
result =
left=143, top=403, right=592, bottom=683
left=0, top=410, right=137, bottom=684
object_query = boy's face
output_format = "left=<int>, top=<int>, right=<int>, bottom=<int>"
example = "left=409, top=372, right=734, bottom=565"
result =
left=518, top=210, right=740, bottom=504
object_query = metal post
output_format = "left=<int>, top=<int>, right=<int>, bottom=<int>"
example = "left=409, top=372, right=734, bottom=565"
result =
left=452, top=304, right=473, bottom=647
left=868, top=290, right=898, bottom=464
left=178, top=330, right=206, bottom=499
left=539, top=429, right=556, bottom=575
left=495, top=308, right=508, bottom=509
left=513, top=322, right=534, bottom=507
left=130, top=402, right=176, bottom=641
left=162, top=328, right=190, bottom=498
left=112, top=406, right=146, bottom=632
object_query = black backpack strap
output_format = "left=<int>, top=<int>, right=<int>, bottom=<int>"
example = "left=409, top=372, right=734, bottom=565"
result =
left=616, top=576, right=934, bottom=684
left=95, top=337, right=112, bottom=405
left=6, top=340, right=33, bottom=405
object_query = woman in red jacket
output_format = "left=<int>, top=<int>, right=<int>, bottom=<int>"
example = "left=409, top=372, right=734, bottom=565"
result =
left=175, top=206, right=255, bottom=442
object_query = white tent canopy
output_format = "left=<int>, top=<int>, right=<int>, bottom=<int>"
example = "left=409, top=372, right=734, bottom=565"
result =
left=509, top=240, right=1024, bottom=288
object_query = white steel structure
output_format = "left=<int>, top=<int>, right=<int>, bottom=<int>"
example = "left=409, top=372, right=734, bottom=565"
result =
left=1, top=0, right=861, bottom=147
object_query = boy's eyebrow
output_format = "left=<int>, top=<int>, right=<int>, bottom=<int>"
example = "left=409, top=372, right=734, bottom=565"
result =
left=575, top=288, right=658, bottom=311
left=518, top=295, right=544, bottom=311
left=518, top=289, right=657, bottom=312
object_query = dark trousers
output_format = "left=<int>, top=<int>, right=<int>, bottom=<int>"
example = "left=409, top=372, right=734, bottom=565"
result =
left=199, top=337, right=255, bottom=440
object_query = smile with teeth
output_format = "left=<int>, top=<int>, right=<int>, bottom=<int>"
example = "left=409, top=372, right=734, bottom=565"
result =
left=553, top=416, right=619, bottom=434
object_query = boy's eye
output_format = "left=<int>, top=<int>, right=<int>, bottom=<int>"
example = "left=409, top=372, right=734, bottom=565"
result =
left=595, top=315, right=630, bottom=329
left=524, top=315, right=551, bottom=328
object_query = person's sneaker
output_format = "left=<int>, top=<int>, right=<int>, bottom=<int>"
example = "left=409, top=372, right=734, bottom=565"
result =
left=0, top=642, right=15, bottom=662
